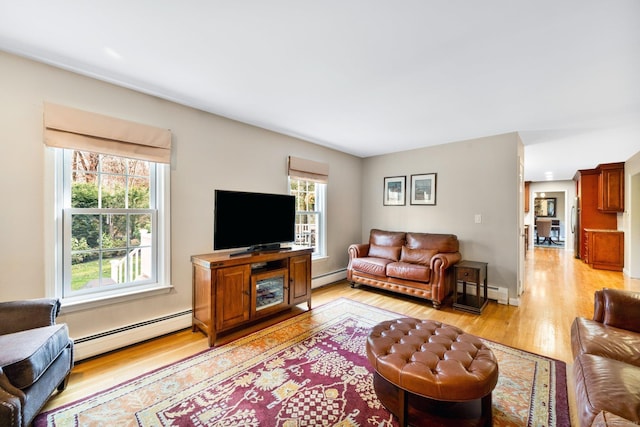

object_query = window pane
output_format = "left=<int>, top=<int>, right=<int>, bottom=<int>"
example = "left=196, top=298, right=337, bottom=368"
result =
left=71, top=181, right=99, bottom=208
left=100, top=174, right=127, bottom=208
left=105, top=249, right=129, bottom=284
left=295, top=213, right=317, bottom=249
left=127, top=158, right=150, bottom=178
left=129, top=214, right=152, bottom=246
left=128, top=177, right=150, bottom=208
left=70, top=250, right=102, bottom=291
left=71, top=214, right=100, bottom=250
left=101, top=155, right=127, bottom=175
left=101, top=214, right=127, bottom=249
left=72, top=151, right=99, bottom=174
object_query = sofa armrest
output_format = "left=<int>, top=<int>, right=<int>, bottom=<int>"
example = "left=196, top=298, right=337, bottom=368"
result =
left=593, top=289, right=640, bottom=333
left=0, top=299, right=60, bottom=335
left=430, top=252, right=462, bottom=271
left=347, top=243, right=370, bottom=281
left=348, top=243, right=370, bottom=259
left=429, top=252, right=462, bottom=304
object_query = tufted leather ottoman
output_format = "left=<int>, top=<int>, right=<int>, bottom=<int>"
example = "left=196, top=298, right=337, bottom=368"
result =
left=367, top=318, right=499, bottom=426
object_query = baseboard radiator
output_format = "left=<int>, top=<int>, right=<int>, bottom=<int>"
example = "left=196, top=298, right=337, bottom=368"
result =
left=73, top=310, right=193, bottom=361
left=456, top=283, right=509, bottom=305
left=311, top=269, right=347, bottom=288
left=74, top=273, right=348, bottom=361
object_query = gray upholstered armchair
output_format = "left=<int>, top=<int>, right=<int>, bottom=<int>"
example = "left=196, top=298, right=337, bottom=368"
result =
left=0, top=299, right=74, bottom=427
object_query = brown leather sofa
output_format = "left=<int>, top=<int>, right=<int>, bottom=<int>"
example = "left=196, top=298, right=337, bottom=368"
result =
left=347, top=229, right=461, bottom=308
left=571, top=288, right=640, bottom=427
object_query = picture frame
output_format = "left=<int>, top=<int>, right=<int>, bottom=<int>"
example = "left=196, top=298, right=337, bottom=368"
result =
left=410, top=173, right=437, bottom=205
left=383, top=176, right=406, bottom=206
left=534, top=197, right=556, bottom=217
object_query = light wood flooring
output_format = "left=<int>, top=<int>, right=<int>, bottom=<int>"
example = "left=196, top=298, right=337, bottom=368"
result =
left=44, top=246, right=640, bottom=413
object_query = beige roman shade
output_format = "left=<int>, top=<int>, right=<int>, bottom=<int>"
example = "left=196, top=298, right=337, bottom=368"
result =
left=44, top=102, right=172, bottom=163
left=288, top=156, right=329, bottom=183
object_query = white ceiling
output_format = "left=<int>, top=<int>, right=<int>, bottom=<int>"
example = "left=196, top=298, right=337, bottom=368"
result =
left=1, top=1, right=639, bottom=181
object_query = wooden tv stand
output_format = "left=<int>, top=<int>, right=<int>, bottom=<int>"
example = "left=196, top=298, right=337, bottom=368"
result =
left=191, top=247, right=312, bottom=347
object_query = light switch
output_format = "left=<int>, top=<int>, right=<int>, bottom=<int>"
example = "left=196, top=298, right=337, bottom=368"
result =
left=474, top=214, right=482, bottom=224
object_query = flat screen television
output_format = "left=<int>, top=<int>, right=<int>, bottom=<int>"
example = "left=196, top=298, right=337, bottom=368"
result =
left=214, top=189, right=296, bottom=255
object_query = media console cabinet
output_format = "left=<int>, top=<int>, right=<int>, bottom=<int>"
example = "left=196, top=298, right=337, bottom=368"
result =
left=191, top=247, right=313, bottom=346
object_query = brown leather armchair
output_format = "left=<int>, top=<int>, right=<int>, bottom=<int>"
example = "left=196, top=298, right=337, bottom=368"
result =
left=571, top=289, right=640, bottom=426
left=0, top=299, right=74, bottom=427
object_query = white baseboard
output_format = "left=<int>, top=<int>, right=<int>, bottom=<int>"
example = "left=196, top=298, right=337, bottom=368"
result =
left=456, top=283, right=509, bottom=305
left=73, top=311, right=192, bottom=361
left=73, top=270, right=348, bottom=361
left=312, top=269, right=347, bottom=289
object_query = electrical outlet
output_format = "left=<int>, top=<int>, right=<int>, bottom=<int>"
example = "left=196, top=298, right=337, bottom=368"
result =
left=475, top=214, right=482, bottom=224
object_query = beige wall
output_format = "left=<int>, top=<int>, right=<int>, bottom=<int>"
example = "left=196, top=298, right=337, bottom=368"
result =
left=0, top=50, right=529, bottom=351
left=361, top=133, right=523, bottom=298
left=0, top=51, right=362, bottom=341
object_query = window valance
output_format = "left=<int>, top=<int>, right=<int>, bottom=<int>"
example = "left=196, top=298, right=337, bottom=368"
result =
left=43, top=102, right=172, bottom=163
left=288, top=156, right=329, bottom=183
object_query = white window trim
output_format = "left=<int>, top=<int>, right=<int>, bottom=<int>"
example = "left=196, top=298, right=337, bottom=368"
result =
left=45, top=148, right=172, bottom=313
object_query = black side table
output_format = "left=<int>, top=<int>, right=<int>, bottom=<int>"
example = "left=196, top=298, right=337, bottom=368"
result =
left=453, top=260, right=488, bottom=314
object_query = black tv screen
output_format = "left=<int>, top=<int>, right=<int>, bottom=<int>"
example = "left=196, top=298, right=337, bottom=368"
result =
left=214, top=190, right=296, bottom=252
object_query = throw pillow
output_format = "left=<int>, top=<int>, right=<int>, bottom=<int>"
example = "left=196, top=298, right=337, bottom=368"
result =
left=400, top=246, right=437, bottom=265
left=368, top=244, right=401, bottom=261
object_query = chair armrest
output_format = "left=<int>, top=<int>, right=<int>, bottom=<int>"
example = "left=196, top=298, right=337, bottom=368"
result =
left=593, top=289, right=640, bottom=333
left=0, top=299, right=60, bottom=335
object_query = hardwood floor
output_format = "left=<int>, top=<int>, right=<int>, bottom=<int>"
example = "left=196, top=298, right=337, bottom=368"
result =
left=43, top=246, right=640, bottom=413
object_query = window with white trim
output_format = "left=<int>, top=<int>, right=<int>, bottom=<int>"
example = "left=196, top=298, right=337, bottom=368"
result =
left=289, top=178, right=326, bottom=257
left=55, top=149, right=169, bottom=303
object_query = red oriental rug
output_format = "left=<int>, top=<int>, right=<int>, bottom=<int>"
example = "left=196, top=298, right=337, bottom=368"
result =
left=35, top=298, right=570, bottom=426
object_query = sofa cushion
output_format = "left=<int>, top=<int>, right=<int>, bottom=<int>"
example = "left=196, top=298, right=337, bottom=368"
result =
left=406, top=232, right=459, bottom=252
left=368, top=244, right=401, bottom=261
left=0, top=324, right=70, bottom=389
left=369, top=229, right=405, bottom=247
left=400, top=246, right=437, bottom=265
left=386, top=261, right=431, bottom=282
left=571, top=317, right=640, bottom=367
left=350, top=257, right=393, bottom=277
left=573, top=354, right=640, bottom=427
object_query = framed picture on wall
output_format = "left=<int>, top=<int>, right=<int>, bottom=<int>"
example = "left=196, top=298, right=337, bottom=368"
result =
left=383, top=176, right=406, bottom=206
left=410, top=173, right=437, bottom=205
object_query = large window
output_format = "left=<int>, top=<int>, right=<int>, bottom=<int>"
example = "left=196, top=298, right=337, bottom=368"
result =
left=289, top=178, right=326, bottom=257
left=55, top=149, right=169, bottom=303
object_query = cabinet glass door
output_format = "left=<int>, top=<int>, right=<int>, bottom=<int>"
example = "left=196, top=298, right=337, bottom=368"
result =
left=252, top=268, right=289, bottom=313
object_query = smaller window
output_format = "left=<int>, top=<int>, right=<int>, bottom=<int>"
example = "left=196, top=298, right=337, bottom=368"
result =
left=289, top=178, right=326, bottom=257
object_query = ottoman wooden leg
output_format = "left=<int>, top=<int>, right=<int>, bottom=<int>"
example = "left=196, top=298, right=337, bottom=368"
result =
left=481, top=392, right=493, bottom=426
left=398, top=388, right=408, bottom=427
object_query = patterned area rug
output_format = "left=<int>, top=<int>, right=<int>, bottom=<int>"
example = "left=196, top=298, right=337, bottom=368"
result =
left=35, top=298, right=569, bottom=426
